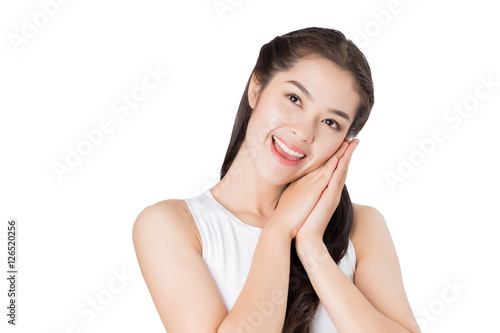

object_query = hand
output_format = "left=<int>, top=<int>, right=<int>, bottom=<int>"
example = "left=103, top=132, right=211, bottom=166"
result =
left=294, top=138, right=359, bottom=246
left=266, top=137, right=357, bottom=240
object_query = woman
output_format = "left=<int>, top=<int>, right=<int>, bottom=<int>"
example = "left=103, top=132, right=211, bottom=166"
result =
left=133, top=27, right=421, bottom=333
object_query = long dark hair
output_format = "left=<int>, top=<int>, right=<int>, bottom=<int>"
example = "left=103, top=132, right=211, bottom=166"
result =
left=219, top=27, right=374, bottom=333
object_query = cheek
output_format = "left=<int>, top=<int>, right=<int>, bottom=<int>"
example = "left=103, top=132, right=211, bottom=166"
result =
left=319, top=141, right=343, bottom=163
left=331, top=141, right=344, bottom=155
left=250, top=103, right=293, bottom=143
left=247, top=108, right=276, bottom=146
left=261, top=94, right=296, bottom=127
left=274, top=100, right=296, bottom=126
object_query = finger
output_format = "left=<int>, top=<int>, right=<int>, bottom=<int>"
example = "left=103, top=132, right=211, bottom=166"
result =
left=323, top=159, right=346, bottom=208
left=331, top=155, right=347, bottom=186
left=341, top=139, right=359, bottom=162
left=337, top=141, right=359, bottom=185
left=330, top=139, right=357, bottom=177
left=325, top=136, right=355, bottom=162
left=318, top=139, right=357, bottom=181
left=329, top=139, right=357, bottom=173
left=320, top=140, right=348, bottom=173
left=338, top=157, right=349, bottom=186
left=307, top=154, right=336, bottom=183
left=333, top=136, right=358, bottom=160
left=334, top=141, right=349, bottom=159
left=321, top=155, right=339, bottom=179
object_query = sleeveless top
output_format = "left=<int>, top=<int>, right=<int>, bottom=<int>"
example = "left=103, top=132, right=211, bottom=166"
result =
left=184, top=189, right=357, bottom=333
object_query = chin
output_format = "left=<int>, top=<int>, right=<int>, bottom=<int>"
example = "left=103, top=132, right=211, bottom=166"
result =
left=256, top=164, right=294, bottom=186
left=264, top=169, right=303, bottom=186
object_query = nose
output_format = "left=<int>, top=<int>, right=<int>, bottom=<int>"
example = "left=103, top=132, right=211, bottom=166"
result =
left=288, top=115, right=314, bottom=143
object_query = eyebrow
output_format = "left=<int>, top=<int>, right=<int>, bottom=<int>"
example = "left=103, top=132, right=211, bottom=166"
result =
left=285, top=80, right=351, bottom=122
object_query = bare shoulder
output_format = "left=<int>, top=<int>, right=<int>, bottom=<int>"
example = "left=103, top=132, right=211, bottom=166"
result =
left=349, top=203, right=391, bottom=264
left=132, top=199, right=202, bottom=255
left=348, top=203, right=421, bottom=332
left=132, top=199, right=227, bottom=332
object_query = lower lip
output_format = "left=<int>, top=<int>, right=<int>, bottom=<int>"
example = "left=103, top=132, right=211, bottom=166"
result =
left=270, top=137, right=306, bottom=166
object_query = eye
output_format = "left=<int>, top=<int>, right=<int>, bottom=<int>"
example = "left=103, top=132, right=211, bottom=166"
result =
left=323, top=119, right=341, bottom=131
left=287, top=94, right=302, bottom=106
left=287, top=93, right=341, bottom=131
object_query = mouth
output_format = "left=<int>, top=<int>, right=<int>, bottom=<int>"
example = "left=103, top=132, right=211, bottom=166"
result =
left=271, top=135, right=307, bottom=165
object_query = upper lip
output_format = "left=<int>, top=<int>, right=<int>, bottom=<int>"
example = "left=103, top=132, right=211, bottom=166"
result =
left=273, top=135, right=307, bottom=156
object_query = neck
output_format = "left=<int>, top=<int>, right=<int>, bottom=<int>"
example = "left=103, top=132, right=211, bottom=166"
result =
left=210, top=142, right=288, bottom=229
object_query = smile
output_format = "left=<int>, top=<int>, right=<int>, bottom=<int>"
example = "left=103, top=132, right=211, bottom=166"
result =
left=272, top=135, right=306, bottom=158
left=271, top=135, right=307, bottom=166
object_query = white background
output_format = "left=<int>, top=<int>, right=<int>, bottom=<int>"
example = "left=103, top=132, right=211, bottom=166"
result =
left=1, top=0, right=499, bottom=332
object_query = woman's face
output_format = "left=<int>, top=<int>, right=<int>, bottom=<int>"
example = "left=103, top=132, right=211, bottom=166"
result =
left=244, top=55, right=360, bottom=185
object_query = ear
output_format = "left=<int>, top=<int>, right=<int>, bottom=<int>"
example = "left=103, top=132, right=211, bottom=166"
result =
left=248, top=72, right=261, bottom=109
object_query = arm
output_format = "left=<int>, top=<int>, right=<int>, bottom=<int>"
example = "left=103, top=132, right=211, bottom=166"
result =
left=296, top=205, right=421, bottom=333
left=218, top=222, right=292, bottom=333
left=133, top=200, right=228, bottom=333
left=133, top=200, right=292, bottom=333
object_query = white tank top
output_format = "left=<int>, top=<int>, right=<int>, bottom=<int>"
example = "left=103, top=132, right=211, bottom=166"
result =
left=184, top=189, right=357, bottom=333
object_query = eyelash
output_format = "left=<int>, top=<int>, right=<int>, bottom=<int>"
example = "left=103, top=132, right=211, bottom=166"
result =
left=286, top=94, right=341, bottom=131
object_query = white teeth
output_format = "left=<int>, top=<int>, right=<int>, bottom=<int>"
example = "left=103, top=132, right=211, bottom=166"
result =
left=272, top=135, right=305, bottom=158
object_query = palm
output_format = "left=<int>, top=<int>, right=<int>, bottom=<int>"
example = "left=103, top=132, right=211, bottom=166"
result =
left=295, top=138, right=359, bottom=244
